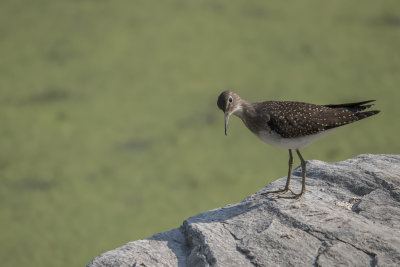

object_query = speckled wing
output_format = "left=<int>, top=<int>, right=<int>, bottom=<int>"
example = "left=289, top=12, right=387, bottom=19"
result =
left=260, top=101, right=362, bottom=138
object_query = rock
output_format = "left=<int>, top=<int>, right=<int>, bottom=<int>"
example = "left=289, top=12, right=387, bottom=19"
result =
left=87, top=154, right=400, bottom=267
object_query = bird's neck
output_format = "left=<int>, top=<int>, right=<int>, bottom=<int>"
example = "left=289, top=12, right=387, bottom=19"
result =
left=233, top=99, right=255, bottom=119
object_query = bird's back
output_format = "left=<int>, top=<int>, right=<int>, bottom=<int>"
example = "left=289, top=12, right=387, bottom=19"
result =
left=252, top=100, right=380, bottom=139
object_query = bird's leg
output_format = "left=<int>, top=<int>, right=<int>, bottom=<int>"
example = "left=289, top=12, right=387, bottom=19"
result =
left=261, top=150, right=295, bottom=196
left=281, top=149, right=307, bottom=200
left=295, top=149, right=307, bottom=201
left=273, top=149, right=297, bottom=196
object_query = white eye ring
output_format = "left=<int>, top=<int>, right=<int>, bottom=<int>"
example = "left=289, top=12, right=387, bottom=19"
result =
left=228, top=97, right=233, bottom=103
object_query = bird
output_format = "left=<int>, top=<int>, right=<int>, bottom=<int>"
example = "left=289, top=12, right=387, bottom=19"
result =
left=217, top=90, right=380, bottom=200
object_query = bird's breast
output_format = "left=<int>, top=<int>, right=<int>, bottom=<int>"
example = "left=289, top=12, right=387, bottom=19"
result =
left=256, top=128, right=335, bottom=149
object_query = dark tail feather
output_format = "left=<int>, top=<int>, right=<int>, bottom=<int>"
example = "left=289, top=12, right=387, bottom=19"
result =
left=355, top=110, right=380, bottom=120
left=325, top=100, right=376, bottom=113
left=324, top=100, right=375, bottom=108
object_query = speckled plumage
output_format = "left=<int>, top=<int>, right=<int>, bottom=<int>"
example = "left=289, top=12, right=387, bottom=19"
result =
left=217, top=90, right=380, bottom=199
left=217, top=91, right=379, bottom=140
left=252, top=100, right=377, bottom=138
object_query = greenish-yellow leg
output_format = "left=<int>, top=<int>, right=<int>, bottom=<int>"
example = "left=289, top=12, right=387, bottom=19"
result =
left=280, top=149, right=307, bottom=201
left=261, top=149, right=296, bottom=196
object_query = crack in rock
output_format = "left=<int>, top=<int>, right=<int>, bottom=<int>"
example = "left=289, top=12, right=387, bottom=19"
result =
left=183, top=221, right=216, bottom=267
left=314, top=242, right=330, bottom=267
left=221, top=222, right=257, bottom=266
left=309, top=229, right=377, bottom=267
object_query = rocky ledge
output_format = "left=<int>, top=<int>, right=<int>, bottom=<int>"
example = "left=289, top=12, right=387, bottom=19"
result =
left=87, top=154, right=400, bottom=267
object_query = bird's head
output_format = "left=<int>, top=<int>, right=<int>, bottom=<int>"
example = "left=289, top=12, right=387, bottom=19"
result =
left=217, top=91, right=243, bottom=135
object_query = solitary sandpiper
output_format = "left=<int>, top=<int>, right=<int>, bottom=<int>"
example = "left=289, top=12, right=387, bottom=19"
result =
left=217, top=91, right=380, bottom=200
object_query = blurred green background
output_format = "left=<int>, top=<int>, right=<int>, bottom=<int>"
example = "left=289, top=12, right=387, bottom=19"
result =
left=1, top=0, right=399, bottom=266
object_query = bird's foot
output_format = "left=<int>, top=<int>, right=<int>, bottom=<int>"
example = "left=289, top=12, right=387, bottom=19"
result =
left=273, top=188, right=297, bottom=198
left=280, top=193, right=304, bottom=201
left=279, top=189, right=310, bottom=201
left=259, top=187, right=295, bottom=197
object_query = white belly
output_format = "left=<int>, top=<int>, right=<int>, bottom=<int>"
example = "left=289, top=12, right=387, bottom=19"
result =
left=257, top=129, right=335, bottom=149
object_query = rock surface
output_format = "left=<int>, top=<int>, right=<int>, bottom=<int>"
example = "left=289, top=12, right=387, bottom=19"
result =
left=87, top=154, right=400, bottom=267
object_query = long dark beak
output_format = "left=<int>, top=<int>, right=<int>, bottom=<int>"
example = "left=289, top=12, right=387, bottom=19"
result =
left=224, top=112, right=230, bottom=136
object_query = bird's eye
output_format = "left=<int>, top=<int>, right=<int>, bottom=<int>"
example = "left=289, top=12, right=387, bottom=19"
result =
left=229, top=97, right=233, bottom=103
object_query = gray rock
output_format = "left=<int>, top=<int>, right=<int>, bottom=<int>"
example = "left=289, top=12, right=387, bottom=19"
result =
left=87, top=154, right=400, bottom=267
